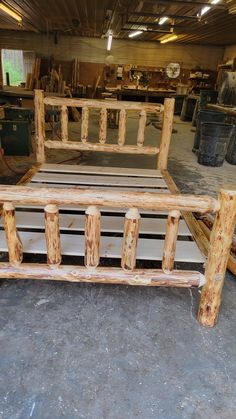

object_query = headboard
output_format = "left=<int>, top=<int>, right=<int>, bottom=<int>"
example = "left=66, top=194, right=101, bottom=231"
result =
left=34, top=90, right=175, bottom=170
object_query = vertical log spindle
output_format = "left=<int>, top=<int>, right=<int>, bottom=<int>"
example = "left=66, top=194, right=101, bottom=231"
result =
left=44, top=204, right=61, bottom=265
left=121, top=208, right=140, bottom=270
left=162, top=210, right=180, bottom=273
left=81, top=107, right=89, bottom=143
left=34, top=89, right=46, bottom=163
left=137, top=110, right=147, bottom=147
left=3, top=202, right=23, bottom=265
left=85, top=206, right=101, bottom=268
left=118, top=108, right=126, bottom=146
left=99, top=108, right=107, bottom=144
left=158, top=98, right=175, bottom=170
left=197, top=187, right=236, bottom=327
left=61, top=105, right=68, bottom=142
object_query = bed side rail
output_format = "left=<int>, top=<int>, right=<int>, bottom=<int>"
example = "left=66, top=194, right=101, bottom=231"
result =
left=34, top=90, right=174, bottom=170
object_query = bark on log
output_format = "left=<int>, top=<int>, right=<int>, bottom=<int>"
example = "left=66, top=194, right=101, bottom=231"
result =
left=45, top=140, right=159, bottom=155
left=137, top=110, right=147, bottom=147
left=0, top=263, right=202, bottom=287
left=81, top=107, right=89, bottom=143
left=162, top=210, right=180, bottom=273
left=121, top=208, right=140, bottom=270
left=0, top=185, right=219, bottom=213
left=158, top=98, right=175, bottom=170
left=44, top=96, right=164, bottom=113
left=118, top=109, right=126, bottom=146
left=3, top=202, right=23, bottom=265
left=84, top=206, right=101, bottom=267
left=99, top=108, right=107, bottom=144
left=34, top=89, right=46, bottom=163
left=44, top=204, right=61, bottom=265
left=61, top=105, right=68, bottom=142
left=197, top=187, right=236, bottom=327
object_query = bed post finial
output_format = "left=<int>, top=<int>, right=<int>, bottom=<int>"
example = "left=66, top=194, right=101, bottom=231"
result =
left=34, top=89, right=46, bottom=163
left=197, top=186, right=236, bottom=327
left=157, top=98, right=175, bottom=171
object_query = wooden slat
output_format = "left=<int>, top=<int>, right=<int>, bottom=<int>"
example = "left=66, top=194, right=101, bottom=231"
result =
left=45, top=140, right=159, bottom=155
left=118, top=109, right=126, bottom=146
left=0, top=212, right=191, bottom=235
left=39, top=164, right=163, bottom=178
left=99, top=108, right=107, bottom=144
left=0, top=231, right=205, bottom=262
left=60, top=105, right=68, bottom=142
left=28, top=182, right=170, bottom=194
left=81, top=107, right=89, bottom=143
left=44, top=204, right=61, bottom=265
left=32, top=172, right=167, bottom=188
left=137, top=110, right=147, bottom=147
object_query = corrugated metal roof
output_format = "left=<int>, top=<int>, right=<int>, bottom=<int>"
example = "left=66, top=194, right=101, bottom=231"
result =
left=0, top=0, right=235, bottom=45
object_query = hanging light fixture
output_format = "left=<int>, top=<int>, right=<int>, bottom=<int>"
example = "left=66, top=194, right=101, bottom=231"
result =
left=128, top=30, right=143, bottom=38
left=107, top=31, right=113, bottom=51
left=0, top=2, right=22, bottom=22
left=159, top=16, right=169, bottom=25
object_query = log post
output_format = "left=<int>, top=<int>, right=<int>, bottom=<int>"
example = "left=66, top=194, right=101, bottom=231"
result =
left=137, top=110, right=147, bottom=147
left=44, top=204, right=61, bottom=265
left=118, top=108, right=126, bottom=146
left=81, top=107, right=89, bottom=143
left=60, top=105, right=68, bottom=142
left=162, top=210, right=180, bottom=273
left=158, top=98, right=175, bottom=170
left=197, top=187, right=236, bottom=327
left=85, top=206, right=101, bottom=268
left=34, top=89, right=46, bottom=163
left=99, top=108, right=107, bottom=144
left=3, top=202, right=23, bottom=265
left=121, top=208, right=140, bottom=270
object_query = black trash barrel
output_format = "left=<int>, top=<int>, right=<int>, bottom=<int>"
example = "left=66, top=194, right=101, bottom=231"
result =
left=226, top=129, right=236, bottom=165
left=192, top=110, right=226, bottom=152
left=198, top=122, right=235, bottom=167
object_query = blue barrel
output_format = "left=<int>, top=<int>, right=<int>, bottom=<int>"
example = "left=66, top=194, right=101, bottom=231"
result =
left=198, top=122, right=235, bottom=167
left=193, top=110, right=226, bottom=152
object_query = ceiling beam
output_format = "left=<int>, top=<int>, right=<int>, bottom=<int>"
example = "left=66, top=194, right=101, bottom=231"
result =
left=129, top=11, right=199, bottom=20
left=145, top=0, right=226, bottom=8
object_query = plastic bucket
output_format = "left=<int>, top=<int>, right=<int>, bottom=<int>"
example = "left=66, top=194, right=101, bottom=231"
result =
left=193, top=110, right=226, bottom=152
left=198, top=122, right=235, bottom=167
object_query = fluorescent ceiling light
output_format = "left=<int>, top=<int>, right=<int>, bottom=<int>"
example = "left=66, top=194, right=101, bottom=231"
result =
left=199, top=0, right=221, bottom=17
left=107, top=31, right=113, bottom=51
left=200, top=6, right=211, bottom=16
left=160, top=34, right=178, bottom=44
left=159, top=16, right=169, bottom=25
left=0, top=3, right=22, bottom=22
left=129, top=30, right=143, bottom=38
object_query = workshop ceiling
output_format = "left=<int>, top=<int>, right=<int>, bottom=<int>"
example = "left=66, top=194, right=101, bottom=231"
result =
left=0, top=0, right=235, bottom=45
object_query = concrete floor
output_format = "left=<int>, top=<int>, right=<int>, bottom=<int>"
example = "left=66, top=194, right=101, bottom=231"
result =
left=0, top=116, right=235, bottom=419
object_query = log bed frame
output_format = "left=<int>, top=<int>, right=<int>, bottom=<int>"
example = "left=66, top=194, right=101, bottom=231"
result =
left=0, top=89, right=235, bottom=327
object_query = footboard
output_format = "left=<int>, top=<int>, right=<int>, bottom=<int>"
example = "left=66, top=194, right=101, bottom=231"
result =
left=0, top=184, right=235, bottom=326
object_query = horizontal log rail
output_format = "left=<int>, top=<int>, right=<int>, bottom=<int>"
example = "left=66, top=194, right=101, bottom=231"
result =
left=44, top=96, right=164, bottom=113
left=45, top=140, right=159, bottom=155
left=0, top=185, right=219, bottom=213
left=0, top=264, right=202, bottom=287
